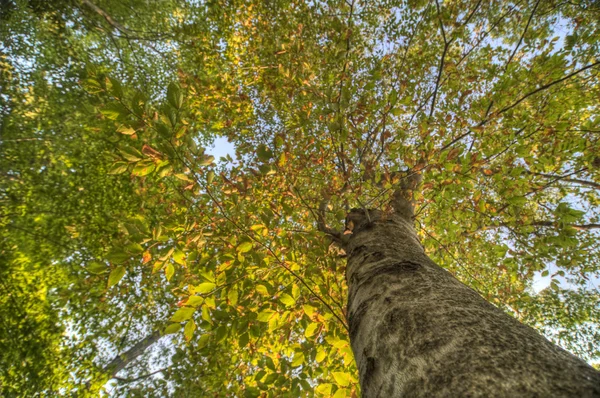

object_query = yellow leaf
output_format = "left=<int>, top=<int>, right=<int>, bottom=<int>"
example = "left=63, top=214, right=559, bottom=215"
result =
left=195, top=282, right=216, bottom=294
left=228, top=288, right=239, bottom=306
left=303, top=304, right=316, bottom=317
left=165, top=263, right=174, bottom=281
left=332, top=372, right=351, bottom=387
left=186, top=296, right=204, bottom=307
left=291, top=352, right=305, bottom=367
left=333, top=388, right=348, bottom=398
left=315, top=383, right=332, bottom=396
left=280, top=293, right=295, bottom=307
left=278, top=152, right=287, bottom=166
left=256, top=284, right=269, bottom=296
left=117, top=126, right=136, bottom=135
left=237, top=241, right=253, bottom=253
left=305, top=322, right=319, bottom=338
left=173, top=249, right=186, bottom=265
left=170, top=307, right=195, bottom=322
left=316, top=348, right=327, bottom=363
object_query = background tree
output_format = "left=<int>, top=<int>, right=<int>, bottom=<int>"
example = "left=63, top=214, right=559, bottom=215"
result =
left=1, top=0, right=599, bottom=396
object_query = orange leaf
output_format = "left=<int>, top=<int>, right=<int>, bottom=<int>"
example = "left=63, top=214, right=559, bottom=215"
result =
left=142, top=251, right=152, bottom=264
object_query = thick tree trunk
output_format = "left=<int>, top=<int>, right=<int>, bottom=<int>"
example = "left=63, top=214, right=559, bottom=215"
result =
left=345, top=199, right=600, bottom=396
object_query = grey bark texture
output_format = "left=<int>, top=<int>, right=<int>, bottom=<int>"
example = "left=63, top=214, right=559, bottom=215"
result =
left=345, top=186, right=600, bottom=397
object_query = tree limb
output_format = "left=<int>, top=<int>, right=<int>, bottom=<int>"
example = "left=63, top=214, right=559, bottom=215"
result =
left=496, top=61, right=600, bottom=116
left=80, top=0, right=130, bottom=34
left=104, top=330, right=162, bottom=378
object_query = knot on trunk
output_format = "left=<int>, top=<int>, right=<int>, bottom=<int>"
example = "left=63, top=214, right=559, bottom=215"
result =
left=392, top=171, right=422, bottom=221
left=346, top=208, right=383, bottom=234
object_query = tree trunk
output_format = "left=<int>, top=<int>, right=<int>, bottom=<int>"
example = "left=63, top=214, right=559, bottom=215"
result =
left=345, top=196, right=600, bottom=396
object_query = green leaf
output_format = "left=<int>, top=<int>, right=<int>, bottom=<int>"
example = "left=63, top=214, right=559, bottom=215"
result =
left=117, top=125, right=135, bottom=135
left=280, top=293, right=295, bottom=307
left=303, top=304, right=316, bottom=317
left=237, top=241, right=253, bottom=253
left=507, top=196, right=527, bottom=206
left=87, top=261, right=108, bottom=274
left=120, top=147, right=143, bottom=162
left=257, top=310, right=275, bottom=322
left=239, top=332, right=249, bottom=348
left=255, top=284, right=270, bottom=296
left=132, top=162, right=155, bottom=176
left=257, top=144, right=273, bottom=161
left=164, top=323, right=182, bottom=335
left=199, top=155, right=215, bottom=166
left=198, top=334, right=210, bottom=349
left=184, top=319, right=196, bottom=342
left=107, top=266, right=126, bottom=288
left=109, top=77, right=123, bottom=98
left=106, top=249, right=129, bottom=264
left=108, top=162, right=129, bottom=174
left=228, top=288, right=239, bottom=306
left=125, top=243, right=144, bottom=254
left=170, top=307, right=195, bottom=323
left=100, top=102, right=128, bottom=120
left=167, top=82, right=183, bottom=109
left=175, top=173, right=193, bottom=182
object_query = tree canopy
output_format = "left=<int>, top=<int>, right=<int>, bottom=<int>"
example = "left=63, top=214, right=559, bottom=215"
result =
left=1, top=0, right=599, bottom=396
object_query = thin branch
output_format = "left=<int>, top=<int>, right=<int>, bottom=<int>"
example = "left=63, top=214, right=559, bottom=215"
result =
left=476, top=221, right=600, bottom=232
left=486, top=0, right=542, bottom=115
left=80, top=0, right=129, bottom=34
left=430, top=0, right=450, bottom=118
left=113, top=366, right=170, bottom=384
left=462, top=0, right=483, bottom=26
left=505, top=0, right=541, bottom=71
left=524, top=169, right=600, bottom=190
left=495, top=61, right=600, bottom=116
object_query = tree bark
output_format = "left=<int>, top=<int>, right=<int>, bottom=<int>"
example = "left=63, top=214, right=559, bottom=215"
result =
left=345, top=191, right=600, bottom=396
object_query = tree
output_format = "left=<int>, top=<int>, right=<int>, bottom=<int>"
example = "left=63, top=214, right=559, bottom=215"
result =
left=2, top=0, right=600, bottom=396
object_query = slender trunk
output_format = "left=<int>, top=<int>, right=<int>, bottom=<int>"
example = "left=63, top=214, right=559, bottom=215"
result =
left=345, top=196, right=600, bottom=396
left=104, top=330, right=161, bottom=378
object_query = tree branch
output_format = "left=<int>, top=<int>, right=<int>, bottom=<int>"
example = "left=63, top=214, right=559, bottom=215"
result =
left=505, top=0, right=541, bottom=70
left=104, top=330, right=162, bottom=378
left=476, top=221, right=600, bottom=232
left=114, top=366, right=170, bottom=384
left=80, top=0, right=130, bottom=34
left=524, top=170, right=600, bottom=190
left=495, top=61, right=600, bottom=116
left=430, top=0, right=450, bottom=118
